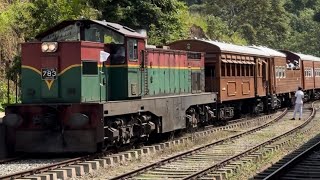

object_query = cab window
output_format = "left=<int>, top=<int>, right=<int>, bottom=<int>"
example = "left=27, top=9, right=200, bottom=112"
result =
left=127, top=39, right=138, bottom=61
left=82, top=61, right=98, bottom=75
left=110, top=44, right=126, bottom=64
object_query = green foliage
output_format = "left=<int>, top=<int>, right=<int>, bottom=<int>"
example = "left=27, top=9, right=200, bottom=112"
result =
left=88, top=0, right=190, bottom=44
left=29, top=0, right=99, bottom=40
left=0, top=80, right=16, bottom=111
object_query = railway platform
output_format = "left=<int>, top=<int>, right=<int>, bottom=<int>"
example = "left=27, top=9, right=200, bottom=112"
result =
left=0, top=112, right=7, bottom=158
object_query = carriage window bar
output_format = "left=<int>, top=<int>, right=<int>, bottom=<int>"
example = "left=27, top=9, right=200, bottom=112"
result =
left=304, top=68, right=313, bottom=77
left=275, top=66, right=286, bottom=78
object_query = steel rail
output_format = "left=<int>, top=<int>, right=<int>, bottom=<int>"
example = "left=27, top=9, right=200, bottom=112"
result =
left=0, top=110, right=282, bottom=180
left=0, top=155, right=26, bottom=164
left=184, top=102, right=315, bottom=180
left=263, top=128, right=320, bottom=178
left=0, top=155, right=94, bottom=180
left=110, top=108, right=288, bottom=180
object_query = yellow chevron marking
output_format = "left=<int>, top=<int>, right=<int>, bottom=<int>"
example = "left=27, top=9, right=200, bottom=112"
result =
left=22, top=65, right=42, bottom=75
left=22, top=64, right=81, bottom=90
left=22, top=64, right=202, bottom=91
left=45, top=80, right=54, bottom=90
left=58, top=64, right=81, bottom=75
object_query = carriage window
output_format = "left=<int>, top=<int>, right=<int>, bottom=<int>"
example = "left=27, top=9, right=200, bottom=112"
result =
left=82, top=61, right=98, bottom=75
left=221, top=63, right=226, bottom=76
left=246, top=65, right=250, bottom=77
left=231, top=64, right=236, bottom=76
left=242, top=64, right=246, bottom=76
left=127, top=39, right=138, bottom=61
left=237, top=64, right=241, bottom=76
left=227, top=63, right=231, bottom=76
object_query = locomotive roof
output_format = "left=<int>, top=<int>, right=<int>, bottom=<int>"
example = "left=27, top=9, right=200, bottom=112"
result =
left=92, top=20, right=146, bottom=38
left=250, top=46, right=286, bottom=57
left=36, top=19, right=146, bottom=40
left=200, top=40, right=270, bottom=57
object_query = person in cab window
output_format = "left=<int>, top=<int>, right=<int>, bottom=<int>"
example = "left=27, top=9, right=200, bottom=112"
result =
left=291, top=87, right=304, bottom=120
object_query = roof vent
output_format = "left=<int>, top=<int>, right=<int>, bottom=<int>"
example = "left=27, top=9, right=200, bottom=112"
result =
left=106, top=24, right=120, bottom=31
left=123, top=26, right=135, bottom=32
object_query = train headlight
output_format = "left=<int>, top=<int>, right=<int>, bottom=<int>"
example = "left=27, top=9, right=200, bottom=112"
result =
left=41, top=43, right=49, bottom=52
left=41, top=42, right=58, bottom=52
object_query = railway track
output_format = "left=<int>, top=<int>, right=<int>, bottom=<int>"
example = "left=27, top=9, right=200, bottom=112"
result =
left=109, top=108, right=293, bottom=180
left=0, top=156, right=25, bottom=164
left=254, top=121, right=320, bottom=179
left=110, top=103, right=316, bottom=180
left=260, top=135, right=320, bottom=180
left=0, top=111, right=280, bottom=180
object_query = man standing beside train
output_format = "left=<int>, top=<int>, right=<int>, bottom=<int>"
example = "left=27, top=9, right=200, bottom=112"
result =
left=291, top=87, right=304, bottom=120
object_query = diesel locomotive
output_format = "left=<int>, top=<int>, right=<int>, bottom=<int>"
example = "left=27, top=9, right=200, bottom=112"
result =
left=3, top=19, right=320, bottom=153
left=3, top=20, right=217, bottom=153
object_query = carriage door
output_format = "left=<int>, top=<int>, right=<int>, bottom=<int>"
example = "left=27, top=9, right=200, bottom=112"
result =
left=262, top=60, right=268, bottom=93
left=41, top=56, right=59, bottom=98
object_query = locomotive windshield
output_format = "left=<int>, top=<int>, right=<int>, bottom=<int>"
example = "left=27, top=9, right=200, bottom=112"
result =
left=41, top=24, right=80, bottom=41
left=84, top=24, right=124, bottom=44
left=41, top=22, right=125, bottom=44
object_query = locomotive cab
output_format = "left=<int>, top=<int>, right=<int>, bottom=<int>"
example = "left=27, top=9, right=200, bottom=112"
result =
left=21, top=20, right=146, bottom=103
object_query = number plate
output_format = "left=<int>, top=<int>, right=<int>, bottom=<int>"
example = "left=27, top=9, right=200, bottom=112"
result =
left=42, top=68, right=57, bottom=80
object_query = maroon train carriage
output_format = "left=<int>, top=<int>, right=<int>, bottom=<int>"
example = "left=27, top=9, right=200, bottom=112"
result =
left=169, top=39, right=271, bottom=119
left=251, top=46, right=301, bottom=108
left=281, top=51, right=320, bottom=101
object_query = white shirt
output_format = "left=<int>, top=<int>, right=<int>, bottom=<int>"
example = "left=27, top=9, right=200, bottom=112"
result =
left=295, top=90, right=304, bottom=104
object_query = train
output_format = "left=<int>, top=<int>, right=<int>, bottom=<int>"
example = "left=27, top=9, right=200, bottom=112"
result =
left=2, top=19, right=320, bottom=153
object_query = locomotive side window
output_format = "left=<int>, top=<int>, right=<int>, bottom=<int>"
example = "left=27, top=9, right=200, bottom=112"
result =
left=82, top=61, right=98, bottom=75
left=127, top=39, right=138, bottom=61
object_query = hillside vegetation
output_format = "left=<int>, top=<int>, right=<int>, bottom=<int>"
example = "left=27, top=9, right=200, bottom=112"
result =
left=0, top=0, right=319, bottom=107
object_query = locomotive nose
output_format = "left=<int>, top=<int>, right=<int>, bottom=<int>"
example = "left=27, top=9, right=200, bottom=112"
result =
left=3, top=114, right=23, bottom=127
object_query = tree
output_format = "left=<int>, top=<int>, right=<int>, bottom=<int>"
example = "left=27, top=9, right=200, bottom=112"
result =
left=88, top=0, right=190, bottom=44
left=29, top=0, right=99, bottom=40
left=204, top=0, right=290, bottom=47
